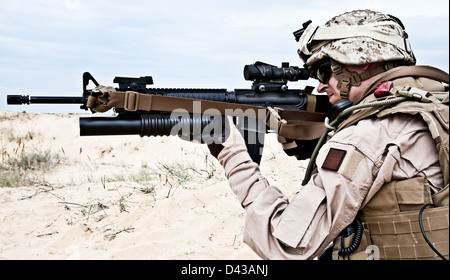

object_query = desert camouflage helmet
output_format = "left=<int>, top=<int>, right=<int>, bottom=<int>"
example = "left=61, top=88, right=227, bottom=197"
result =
left=296, top=9, right=416, bottom=74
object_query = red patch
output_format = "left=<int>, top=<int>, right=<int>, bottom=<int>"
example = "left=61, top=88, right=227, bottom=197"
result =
left=374, top=81, right=393, bottom=98
left=322, top=148, right=347, bottom=171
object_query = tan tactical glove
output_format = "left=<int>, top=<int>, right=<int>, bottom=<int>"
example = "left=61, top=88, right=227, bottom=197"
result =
left=277, top=135, right=318, bottom=160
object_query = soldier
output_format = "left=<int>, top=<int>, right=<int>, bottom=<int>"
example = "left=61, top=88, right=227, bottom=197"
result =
left=207, top=9, right=449, bottom=260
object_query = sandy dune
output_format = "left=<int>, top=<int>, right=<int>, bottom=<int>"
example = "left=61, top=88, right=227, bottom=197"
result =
left=0, top=111, right=307, bottom=260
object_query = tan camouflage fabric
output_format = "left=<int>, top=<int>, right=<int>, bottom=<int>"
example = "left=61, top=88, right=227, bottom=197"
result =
left=300, top=10, right=416, bottom=73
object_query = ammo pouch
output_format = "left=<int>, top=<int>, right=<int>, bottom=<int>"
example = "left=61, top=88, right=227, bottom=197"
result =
left=333, top=178, right=449, bottom=260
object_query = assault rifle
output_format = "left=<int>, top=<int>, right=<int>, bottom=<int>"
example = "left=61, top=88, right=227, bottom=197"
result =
left=7, top=62, right=330, bottom=163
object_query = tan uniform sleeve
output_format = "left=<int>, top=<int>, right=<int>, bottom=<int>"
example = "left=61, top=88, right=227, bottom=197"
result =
left=217, top=114, right=443, bottom=260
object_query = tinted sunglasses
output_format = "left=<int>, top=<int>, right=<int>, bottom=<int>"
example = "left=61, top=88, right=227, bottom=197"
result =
left=317, top=61, right=332, bottom=83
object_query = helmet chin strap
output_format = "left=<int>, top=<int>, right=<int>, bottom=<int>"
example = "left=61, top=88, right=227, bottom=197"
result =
left=328, top=60, right=401, bottom=121
left=330, top=60, right=399, bottom=102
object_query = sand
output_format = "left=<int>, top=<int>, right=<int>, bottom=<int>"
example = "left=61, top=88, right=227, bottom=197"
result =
left=0, top=111, right=307, bottom=260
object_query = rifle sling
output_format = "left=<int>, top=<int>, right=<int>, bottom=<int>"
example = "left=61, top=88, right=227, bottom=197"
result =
left=105, top=90, right=327, bottom=140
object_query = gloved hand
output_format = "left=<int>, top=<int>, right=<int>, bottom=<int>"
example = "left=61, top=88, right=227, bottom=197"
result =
left=86, top=85, right=115, bottom=113
left=203, top=115, right=246, bottom=159
left=277, top=136, right=318, bottom=160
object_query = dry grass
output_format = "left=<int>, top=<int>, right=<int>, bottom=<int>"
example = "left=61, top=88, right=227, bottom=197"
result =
left=1, top=138, right=65, bottom=187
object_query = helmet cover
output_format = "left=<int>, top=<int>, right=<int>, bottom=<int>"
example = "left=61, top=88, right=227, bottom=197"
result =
left=299, top=10, right=416, bottom=74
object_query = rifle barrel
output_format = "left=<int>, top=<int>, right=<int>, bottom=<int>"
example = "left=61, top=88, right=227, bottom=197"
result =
left=7, top=95, right=84, bottom=105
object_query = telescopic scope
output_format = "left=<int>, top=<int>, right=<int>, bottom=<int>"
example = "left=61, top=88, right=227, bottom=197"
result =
left=243, top=61, right=310, bottom=82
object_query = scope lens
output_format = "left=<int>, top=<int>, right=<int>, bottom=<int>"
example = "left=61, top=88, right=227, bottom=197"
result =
left=243, top=65, right=261, bottom=81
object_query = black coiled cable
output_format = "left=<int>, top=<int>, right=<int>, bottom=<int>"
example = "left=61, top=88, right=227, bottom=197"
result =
left=338, top=216, right=363, bottom=257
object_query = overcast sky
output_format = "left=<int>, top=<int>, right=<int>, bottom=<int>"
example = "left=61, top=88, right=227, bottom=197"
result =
left=1, top=0, right=448, bottom=113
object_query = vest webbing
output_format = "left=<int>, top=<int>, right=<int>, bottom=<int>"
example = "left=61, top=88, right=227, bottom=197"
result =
left=334, top=179, right=449, bottom=260
left=360, top=65, right=449, bottom=102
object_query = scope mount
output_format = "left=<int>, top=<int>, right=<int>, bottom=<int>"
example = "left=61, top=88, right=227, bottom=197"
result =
left=113, top=76, right=154, bottom=91
left=251, top=81, right=289, bottom=92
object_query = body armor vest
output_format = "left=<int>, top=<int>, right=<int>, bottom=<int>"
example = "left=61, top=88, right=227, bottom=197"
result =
left=331, top=66, right=449, bottom=260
